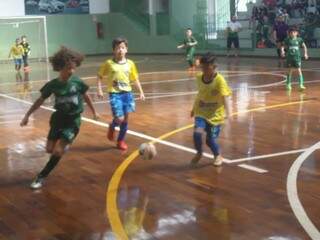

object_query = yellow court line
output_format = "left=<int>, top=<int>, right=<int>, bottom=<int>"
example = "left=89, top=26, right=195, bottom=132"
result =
left=105, top=99, right=311, bottom=240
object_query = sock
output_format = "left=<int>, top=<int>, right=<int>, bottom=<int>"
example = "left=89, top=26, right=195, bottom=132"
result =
left=299, top=74, right=304, bottom=86
left=110, top=119, right=119, bottom=129
left=206, top=136, right=220, bottom=156
left=286, top=74, right=292, bottom=85
left=38, top=155, right=61, bottom=178
left=193, top=132, right=202, bottom=154
left=117, top=122, right=128, bottom=142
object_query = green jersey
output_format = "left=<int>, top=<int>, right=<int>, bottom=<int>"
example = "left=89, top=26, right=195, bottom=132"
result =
left=284, top=37, right=304, bottom=59
left=40, top=76, right=89, bottom=116
left=183, top=36, right=197, bottom=50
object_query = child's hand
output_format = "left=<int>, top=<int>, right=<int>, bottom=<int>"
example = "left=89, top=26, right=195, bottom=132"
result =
left=190, top=110, right=194, bottom=117
left=93, top=113, right=100, bottom=121
left=20, top=115, right=29, bottom=127
left=97, top=89, right=104, bottom=99
left=139, top=92, right=145, bottom=101
left=304, top=54, right=309, bottom=60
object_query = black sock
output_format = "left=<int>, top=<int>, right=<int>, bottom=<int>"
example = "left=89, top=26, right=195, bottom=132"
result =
left=38, top=155, right=61, bottom=178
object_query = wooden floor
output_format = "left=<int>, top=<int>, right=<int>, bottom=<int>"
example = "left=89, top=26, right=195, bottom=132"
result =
left=0, top=55, right=319, bottom=240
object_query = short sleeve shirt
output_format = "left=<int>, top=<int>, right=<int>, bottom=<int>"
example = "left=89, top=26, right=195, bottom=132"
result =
left=40, top=76, right=88, bottom=115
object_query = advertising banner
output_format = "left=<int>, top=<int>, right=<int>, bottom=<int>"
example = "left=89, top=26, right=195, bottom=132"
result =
left=25, top=0, right=89, bottom=15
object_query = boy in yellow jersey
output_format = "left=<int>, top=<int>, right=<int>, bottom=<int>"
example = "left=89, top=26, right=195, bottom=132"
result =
left=8, top=38, right=24, bottom=71
left=97, top=37, right=145, bottom=150
left=190, top=52, right=232, bottom=167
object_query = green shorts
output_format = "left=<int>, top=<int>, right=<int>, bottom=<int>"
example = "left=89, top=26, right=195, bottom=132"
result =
left=47, top=112, right=81, bottom=143
left=286, top=57, right=301, bottom=68
left=186, top=47, right=195, bottom=65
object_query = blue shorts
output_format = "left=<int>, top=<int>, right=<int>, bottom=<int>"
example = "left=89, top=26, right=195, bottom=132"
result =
left=109, top=92, right=135, bottom=118
left=194, top=117, right=221, bottom=139
left=14, top=58, right=22, bottom=65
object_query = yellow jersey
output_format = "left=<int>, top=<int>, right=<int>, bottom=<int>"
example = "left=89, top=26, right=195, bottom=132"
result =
left=98, top=59, right=138, bottom=93
left=193, top=72, right=231, bottom=125
left=9, top=44, right=23, bottom=59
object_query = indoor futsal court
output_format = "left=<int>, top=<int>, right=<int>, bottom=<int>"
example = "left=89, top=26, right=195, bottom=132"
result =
left=0, top=0, right=320, bottom=240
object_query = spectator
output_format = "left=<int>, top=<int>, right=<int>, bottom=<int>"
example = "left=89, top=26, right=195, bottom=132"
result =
left=226, top=16, right=242, bottom=57
left=273, top=15, right=289, bottom=66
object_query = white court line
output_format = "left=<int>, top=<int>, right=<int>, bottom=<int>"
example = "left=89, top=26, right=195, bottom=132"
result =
left=0, top=118, right=33, bottom=125
left=0, top=70, right=284, bottom=88
left=0, top=114, right=25, bottom=119
left=5, top=71, right=286, bottom=98
left=287, top=141, right=320, bottom=240
left=0, top=109, right=25, bottom=114
left=229, top=148, right=308, bottom=163
left=237, top=164, right=268, bottom=173
left=92, top=92, right=197, bottom=104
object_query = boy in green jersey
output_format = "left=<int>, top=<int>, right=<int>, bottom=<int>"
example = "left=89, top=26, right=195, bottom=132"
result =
left=281, top=27, right=308, bottom=91
left=20, top=47, right=99, bottom=189
left=177, top=28, right=198, bottom=72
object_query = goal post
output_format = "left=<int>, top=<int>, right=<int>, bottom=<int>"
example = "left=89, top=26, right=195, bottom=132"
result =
left=0, top=16, right=50, bottom=81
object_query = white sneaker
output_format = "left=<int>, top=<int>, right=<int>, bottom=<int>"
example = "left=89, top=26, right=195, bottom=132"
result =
left=30, top=176, right=44, bottom=189
left=213, top=155, right=223, bottom=167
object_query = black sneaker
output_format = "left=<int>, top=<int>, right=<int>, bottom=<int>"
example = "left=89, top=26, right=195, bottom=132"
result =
left=190, top=152, right=202, bottom=167
left=30, top=176, right=44, bottom=189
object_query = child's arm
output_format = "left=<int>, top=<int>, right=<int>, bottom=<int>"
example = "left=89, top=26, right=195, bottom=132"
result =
left=280, top=45, right=286, bottom=58
left=189, top=39, right=198, bottom=47
left=133, top=79, right=145, bottom=100
left=83, top=92, right=99, bottom=120
left=8, top=48, right=12, bottom=58
left=223, top=96, right=232, bottom=119
left=96, top=75, right=104, bottom=99
left=20, top=97, right=45, bottom=126
left=302, top=42, right=308, bottom=60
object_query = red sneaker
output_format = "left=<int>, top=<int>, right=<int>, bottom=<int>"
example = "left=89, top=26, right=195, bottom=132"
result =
left=107, top=127, right=115, bottom=141
left=117, top=141, right=128, bottom=150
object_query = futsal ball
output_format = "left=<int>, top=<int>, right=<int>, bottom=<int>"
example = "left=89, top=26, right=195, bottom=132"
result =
left=139, top=143, right=157, bottom=160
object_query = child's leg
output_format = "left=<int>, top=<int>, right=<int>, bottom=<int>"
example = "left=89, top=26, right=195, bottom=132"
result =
left=286, top=68, right=293, bottom=90
left=206, top=124, right=223, bottom=166
left=193, top=128, right=204, bottom=154
left=190, top=117, right=206, bottom=166
left=116, top=92, right=135, bottom=150
left=205, top=125, right=221, bottom=157
left=108, top=93, right=123, bottom=141
left=297, top=67, right=305, bottom=89
left=117, top=114, right=128, bottom=142
left=108, top=118, right=119, bottom=141
left=37, top=139, right=69, bottom=179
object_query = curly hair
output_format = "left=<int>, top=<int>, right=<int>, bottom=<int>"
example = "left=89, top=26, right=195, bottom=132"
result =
left=49, top=46, right=84, bottom=72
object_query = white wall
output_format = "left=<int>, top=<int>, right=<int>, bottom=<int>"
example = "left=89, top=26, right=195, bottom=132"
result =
left=90, top=0, right=109, bottom=14
left=0, top=0, right=25, bottom=16
left=0, top=0, right=109, bottom=16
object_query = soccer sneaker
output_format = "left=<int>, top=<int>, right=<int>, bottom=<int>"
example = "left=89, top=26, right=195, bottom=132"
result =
left=213, top=155, right=223, bottom=167
left=286, top=83, right=292, bottom=91
left=30, top=176, right=44, bottom=189
left=190, top=152, right=202, bottom=167
left=299, top=85, right=306, bottom=91
left=117, top=141, right=128, bottom=150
